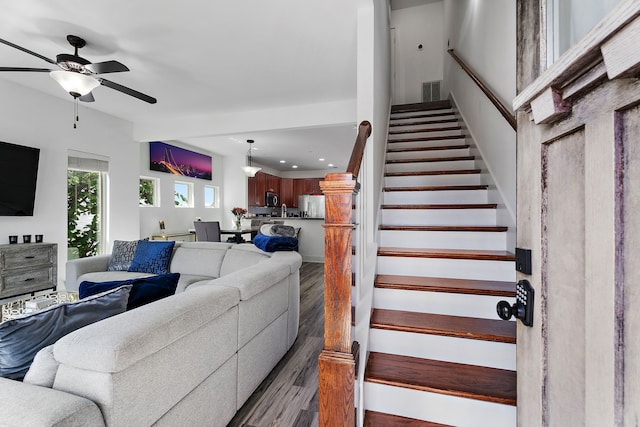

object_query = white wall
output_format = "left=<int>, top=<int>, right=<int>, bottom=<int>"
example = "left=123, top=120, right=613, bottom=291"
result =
left=443, top=0, right=517, bottom=248
left=138, top=141, right=225, bottom=238
left=0, top=79, right=139, bottom=287
left=391, top=1, right=444, bottom=104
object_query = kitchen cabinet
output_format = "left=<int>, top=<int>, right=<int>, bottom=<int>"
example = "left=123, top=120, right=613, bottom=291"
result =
left=280, top=178, right=294, bottom=207
left=292, top=179, right=305, bottom=207
left=248, top=171, right=267, bottom=207
left=303, top=178, right=322, bottom=195
left=266, top=174, right=280, bottom=194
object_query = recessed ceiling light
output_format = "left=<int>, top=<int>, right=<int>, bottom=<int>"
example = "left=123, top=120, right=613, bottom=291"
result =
left=280, top=160, right=286, bottom=163
left=328, top=163, right=335, bottom=167
left=319, top=158, right=325, bottom=161
left=292, top=165, right=298, bottom=169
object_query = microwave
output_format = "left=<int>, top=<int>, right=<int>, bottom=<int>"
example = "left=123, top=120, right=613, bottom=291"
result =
left=265, top=191, right=278, bottom=207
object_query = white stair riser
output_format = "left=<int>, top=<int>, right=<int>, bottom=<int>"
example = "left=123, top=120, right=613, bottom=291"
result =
left=388, top=139, right=467, bottom=150
left=389, top=122, right=460, bottom=132
left=379, top=230, right=506, bottom=250
left=385, top=173, right=481, bottom=187
left=386, top=160, right=476, bottom=173
left=380, top=209, right=497, bottom=226
left=383, top=189, right=488, bottom=204
left=364, top=382, right=516, bottom=427
left=389, top=129, right=462, bottom=140
left=390, top=109, right=453, bottom=119
left=386, top=147, right=470, bottom=160
left=373, top=287, right=514, bottom=320
left=369, top=329, right=515, bottom=370
left=376, top=257, right=515, bottom=282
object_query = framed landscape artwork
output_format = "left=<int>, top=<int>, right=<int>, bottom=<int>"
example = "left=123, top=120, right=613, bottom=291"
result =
left=149, top=141, right=212, bottom=180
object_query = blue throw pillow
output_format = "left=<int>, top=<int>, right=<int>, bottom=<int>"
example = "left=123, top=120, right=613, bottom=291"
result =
left=107, top=238, right=148, bottom=271
left=0, top=285, right=132, bottom=380
left=79, top=273, right=180, bottom=310
left=128, top=240, right=175, bottom=274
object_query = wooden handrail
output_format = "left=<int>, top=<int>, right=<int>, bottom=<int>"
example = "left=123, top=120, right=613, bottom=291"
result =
left=346, top=120, right=372, bottom=178
left=447, top=49, right=517, bottom=131
left=318, top=120, right=372, bottom=427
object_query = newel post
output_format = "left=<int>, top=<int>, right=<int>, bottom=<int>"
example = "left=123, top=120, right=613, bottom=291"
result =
left=318, top=172, right=358, bottom=427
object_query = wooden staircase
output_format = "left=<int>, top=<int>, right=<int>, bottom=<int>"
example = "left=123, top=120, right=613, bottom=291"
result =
left=362, top=101, right=517, bottom=426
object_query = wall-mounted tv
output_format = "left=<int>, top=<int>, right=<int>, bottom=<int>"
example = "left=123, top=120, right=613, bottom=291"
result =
left=0, top=141, right=40, bottom=216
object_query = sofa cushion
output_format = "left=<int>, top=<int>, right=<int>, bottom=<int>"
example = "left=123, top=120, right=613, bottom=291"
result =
left=23, top=345, right=59, bottom=388
left=0, top=285, right=132, bottom=380
left=176, top=274, right=216, bottom=293
left=107, top=239, right=147, bottom=271
left=128, top=240, right=175, bottom=274
left=79, top=273, right=180, bottom=310
left=220, top=244, right=271, bottom=277
left=169, top=242, right=231, bottom=278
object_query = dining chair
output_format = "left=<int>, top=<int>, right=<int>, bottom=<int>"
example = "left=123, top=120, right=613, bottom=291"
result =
left=193, top=221, right=221, bottom=242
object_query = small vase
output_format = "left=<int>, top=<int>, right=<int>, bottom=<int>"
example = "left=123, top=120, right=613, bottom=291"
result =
left=235, top=218, right=242, bottom=230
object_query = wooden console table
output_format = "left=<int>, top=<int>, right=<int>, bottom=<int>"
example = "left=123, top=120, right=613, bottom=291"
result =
left=0, top=243, right=57, bottom=299
left=150, top=231, right=196, bottom=242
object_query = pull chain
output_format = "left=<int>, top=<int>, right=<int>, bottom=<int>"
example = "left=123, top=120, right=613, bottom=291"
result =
left=74, top=98, right=79, bottom=129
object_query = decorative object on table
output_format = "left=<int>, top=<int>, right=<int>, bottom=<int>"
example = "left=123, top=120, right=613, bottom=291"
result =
left=8, top=235, right=17, bottom=244
left=35, top=234, right=43, bottom=243
left=149, top=141, right=212, bottom=180
left=22, top=235, right=31, bottom=243
left=1, top=291, right=78, bottom=322
left=241, top=139, right=261, bottom=177
left=159, top=220, right=165, bottom=230
left=231, top=207, right=247, bottom=230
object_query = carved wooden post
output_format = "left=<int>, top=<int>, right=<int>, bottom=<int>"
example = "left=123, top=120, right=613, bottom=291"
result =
left=318, top=172, right=357, bottom=427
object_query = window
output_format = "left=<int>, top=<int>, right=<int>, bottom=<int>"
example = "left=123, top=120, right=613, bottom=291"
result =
left=547, top=0, right=621, bottom=63
left=139, top=177, right=159, bottom=207
left=174, top=181, right=193, bottom=207
left=204, top=185, right=219, bottom=208
left=67, top=154, right=108, bottom=259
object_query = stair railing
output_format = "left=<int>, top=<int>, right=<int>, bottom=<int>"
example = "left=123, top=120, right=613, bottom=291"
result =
left=319, top=120, right=372, bottom=427
left=447, top=49, right=517, bottom=131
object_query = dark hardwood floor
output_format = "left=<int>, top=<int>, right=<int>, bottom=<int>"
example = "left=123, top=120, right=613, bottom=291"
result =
left=228, top=262, right=324, bottom=427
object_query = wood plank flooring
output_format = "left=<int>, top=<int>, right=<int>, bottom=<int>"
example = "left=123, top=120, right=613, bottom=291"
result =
left=227, top=262, right=324, bottom=427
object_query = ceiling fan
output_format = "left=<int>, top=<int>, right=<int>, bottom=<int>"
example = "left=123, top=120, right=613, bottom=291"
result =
left=0, top=34, right=156, bottom=104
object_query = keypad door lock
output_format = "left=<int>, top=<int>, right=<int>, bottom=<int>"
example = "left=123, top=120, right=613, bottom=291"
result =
left=497, top=279, right=534, bottom=327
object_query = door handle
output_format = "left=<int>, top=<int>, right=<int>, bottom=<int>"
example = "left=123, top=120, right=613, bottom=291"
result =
left=497, top=279, right=534, bottom=327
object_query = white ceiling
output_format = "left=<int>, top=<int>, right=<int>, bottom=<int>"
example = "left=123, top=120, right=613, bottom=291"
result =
left=0, top=0, right=361, bottom=171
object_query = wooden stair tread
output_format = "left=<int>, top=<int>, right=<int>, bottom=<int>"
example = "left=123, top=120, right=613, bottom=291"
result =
left=391, top=101, right=452, bottom=113
left=379, top=225, right=508, bottom=232
left=388, top=134, right=466, bottom=143
left=389, top=126, right=461, bottom=135
left=371, top=308, right=516, bottom=343
left=377, top=247, right=515, bottom=261
left=381, top=203, right=497, bottom=209
left=384, top=185, right=488, bottom=192
left=387, top=144, right=469, bottom=153
left=364, top=410, right=453, bottom=427
left=365, top=352, right=517, bottom=406
left=389, top=118, right=458, bottom=127
left=386, top=156, right=474, bottom=164
left=375, top=274, right=516, bottom=297
left=390, top=112, right=456, bottom=121
left=385, top=169, right=481, bottom=177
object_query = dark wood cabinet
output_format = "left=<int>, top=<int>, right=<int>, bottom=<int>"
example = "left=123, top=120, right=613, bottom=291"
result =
left=280, top=178, right=294, bottom=207
left=248, top=173, right=323, bottom=208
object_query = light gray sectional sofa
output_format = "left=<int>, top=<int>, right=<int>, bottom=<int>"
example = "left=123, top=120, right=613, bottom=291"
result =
left=0, top=242, right=302, bottom=426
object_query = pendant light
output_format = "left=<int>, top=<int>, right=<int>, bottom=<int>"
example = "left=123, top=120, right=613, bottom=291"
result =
left=241, top=139, right=262, bottom=177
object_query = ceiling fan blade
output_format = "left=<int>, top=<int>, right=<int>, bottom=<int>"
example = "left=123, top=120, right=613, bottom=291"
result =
left=99, top=78, right=157, bottom=104
left=0, top=38, right=56, bottom=65
left=79, top=92, right=95, bottom=102
left=86, top=60, right=129, bottom=75
left=0, top=67, right=52, bottom=72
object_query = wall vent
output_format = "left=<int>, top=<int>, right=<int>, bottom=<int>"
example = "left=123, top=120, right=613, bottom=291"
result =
left=422, top=81, right=442, bottom=102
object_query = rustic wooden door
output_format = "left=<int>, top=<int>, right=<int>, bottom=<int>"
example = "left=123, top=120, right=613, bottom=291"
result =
left=514, top=2, right=640, bottom=425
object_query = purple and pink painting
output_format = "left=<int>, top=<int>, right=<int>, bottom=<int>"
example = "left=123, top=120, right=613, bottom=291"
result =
left=149, top=141, right=212, bottom=180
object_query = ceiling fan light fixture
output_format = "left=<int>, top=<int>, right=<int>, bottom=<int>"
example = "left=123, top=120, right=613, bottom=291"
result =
left=241, top=139, right=262, bottom=177
left=50, top=70, right=99, bottom=97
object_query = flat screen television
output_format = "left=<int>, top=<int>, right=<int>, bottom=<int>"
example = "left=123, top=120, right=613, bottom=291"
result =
left=0, top=141, right=40, bottom=216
